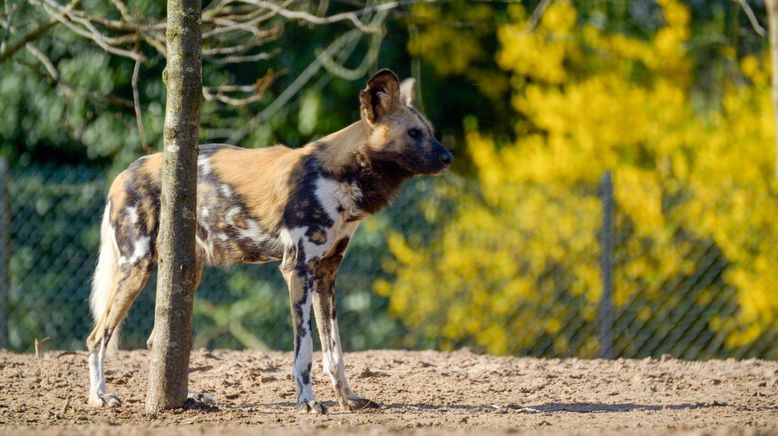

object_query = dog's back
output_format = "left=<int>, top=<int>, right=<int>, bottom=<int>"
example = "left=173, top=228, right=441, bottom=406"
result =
left=103, top=143, right=311, bottom=269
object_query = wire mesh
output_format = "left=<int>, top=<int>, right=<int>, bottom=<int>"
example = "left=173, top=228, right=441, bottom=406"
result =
left=1, top=160, right=776, bottom=360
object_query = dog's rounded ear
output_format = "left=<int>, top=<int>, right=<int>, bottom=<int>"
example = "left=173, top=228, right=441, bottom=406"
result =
left=400, top=78, right=416, bottom=106
left=359, top=69, right=401, bottom=127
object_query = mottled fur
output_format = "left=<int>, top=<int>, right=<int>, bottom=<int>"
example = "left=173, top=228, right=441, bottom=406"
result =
left=86, top=69, right=453, bottom=412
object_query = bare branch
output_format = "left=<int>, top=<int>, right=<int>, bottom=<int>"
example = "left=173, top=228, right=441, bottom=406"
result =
left=203, top=69, right=277, bottom=106
left=202, top=34, right=279, bottom=55
left=25, top=44, right=59, bottom=80
left=19, top=46, right=134, bottom=108
left=0, top=0, right=81, bottom=63
left=528, top=0, right=553, bottom=31
left=108, top=0, right=132, bottom=22
left=737, top=0, right=767, bottom=38
left=207, top=48, right=278, bottom=64
left=33, top=0, right=144, bottom=61
left=0, top=0, right=16, bottom=54
left=318, top=12, right=386, bottom=80
left=132, top=34, right=151, bottom=154
left=227, top=28, right=362, bottom=144
left=232, top=0, right=399, bottom=33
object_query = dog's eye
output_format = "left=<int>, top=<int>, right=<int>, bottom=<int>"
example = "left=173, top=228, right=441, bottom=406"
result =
left=408, top=128, right=421, bottom=139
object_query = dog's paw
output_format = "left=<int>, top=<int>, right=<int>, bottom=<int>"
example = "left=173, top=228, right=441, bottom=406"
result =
left=297, top=400, right=327, bottom=415
left=187, top=390, right=216, bottom=405
left=89, top=392, right=122, bottom=408
left=342, top=396, right=380, bottom=411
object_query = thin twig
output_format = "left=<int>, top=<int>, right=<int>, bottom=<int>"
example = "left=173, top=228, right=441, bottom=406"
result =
left=233, top=0, right=403, bottom=33
left=529, top=0, right=553, bottom=31
left=34, top=336, right=50, bottom=376
left=35, top=0, right=144, bottom=61
left=207, top=49, right=278, bottom=64
left=203, top=69, right=277, bottom=106
left=0, top=0, right=16, bottom=54
left=318, top=14, right=385, bottom=80
left=736, top=0, right=767, bottom=37
left=203, top=36, right=278, bottom=55
left=0, top=0, right=81, bottom=63
left=25, top=44, right=59, bottom=80
left=132, top=32, right=151, bottom=154
left=16, top=54, right=135, bottom=108
left=227, top=28, right=362, bottom=144
left=108, top=0, right=132, bottom=22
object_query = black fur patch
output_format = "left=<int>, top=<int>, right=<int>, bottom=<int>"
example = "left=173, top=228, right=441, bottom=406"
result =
left=112, top=162, right=160, bottom=267
left=300, top=363, right=311, bottom=385
left=331, top=237, right=350, bottom=258
left=283, top=155, right=335, bottom=242
left=341, top=150, right=412, bottom=215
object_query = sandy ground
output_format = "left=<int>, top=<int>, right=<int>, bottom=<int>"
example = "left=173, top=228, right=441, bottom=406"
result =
left=1, top=348, right=777, bottom=435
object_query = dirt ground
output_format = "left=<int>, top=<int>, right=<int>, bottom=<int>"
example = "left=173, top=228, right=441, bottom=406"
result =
left=1, top=348, right=777, bottom=435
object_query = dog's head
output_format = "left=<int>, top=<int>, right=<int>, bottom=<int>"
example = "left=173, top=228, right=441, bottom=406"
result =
left=359, top=69, right=453, bottom=175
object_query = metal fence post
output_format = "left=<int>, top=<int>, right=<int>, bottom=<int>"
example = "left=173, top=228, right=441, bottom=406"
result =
left=0, top=158, right=9, bottom=349
left=598, top=170, right=614, bottom=359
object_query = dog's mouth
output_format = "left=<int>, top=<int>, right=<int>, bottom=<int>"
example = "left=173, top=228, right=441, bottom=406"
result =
left=428, top=163, right=451, bottom=176
left=424, top=149, right=454, bottom=175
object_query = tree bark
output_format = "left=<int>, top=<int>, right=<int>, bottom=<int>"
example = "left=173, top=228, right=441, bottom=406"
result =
left=145, top=0, right=202, bottom=414
left=768, top=0, right=778, bottom=180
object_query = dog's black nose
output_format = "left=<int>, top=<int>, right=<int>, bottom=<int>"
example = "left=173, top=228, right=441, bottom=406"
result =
left=440, top=150, right=454, bottom=165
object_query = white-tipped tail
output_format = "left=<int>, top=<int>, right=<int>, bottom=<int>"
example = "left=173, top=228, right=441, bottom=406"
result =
left=90, top=203, right=120, bottom=354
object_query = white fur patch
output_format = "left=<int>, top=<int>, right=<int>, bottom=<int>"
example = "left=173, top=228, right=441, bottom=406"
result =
left=125, top=206, right=138, bottom=225
left=315, top=177, right=360, bottom=219
left=198, top=156, right=212, bottom=175
left=88, top=343, right=107, bottom=400
left=196, top=235, right=216, bottom=264
left=294, top=292, right=315, bottom=402
left=118, top=236, right=150, bottom=266
left=238, top=218, right=271, bottom=243
left=280, top=226, right=330, bottom=263
left=225, top=206, right=241, bottom=226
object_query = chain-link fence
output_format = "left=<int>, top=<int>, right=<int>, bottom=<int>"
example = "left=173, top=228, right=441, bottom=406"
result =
left=1, top=160, right=777, bottom=360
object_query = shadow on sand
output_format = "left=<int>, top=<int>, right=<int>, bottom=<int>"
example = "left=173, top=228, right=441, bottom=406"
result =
left=381, top=400, right=728, bottom=414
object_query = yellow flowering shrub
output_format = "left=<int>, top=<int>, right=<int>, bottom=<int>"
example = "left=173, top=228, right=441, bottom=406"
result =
left=378, top=0, right=778, bottom=357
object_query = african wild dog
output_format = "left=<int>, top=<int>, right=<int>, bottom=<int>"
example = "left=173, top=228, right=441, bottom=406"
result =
left=86, top=69, right=453, bottom=413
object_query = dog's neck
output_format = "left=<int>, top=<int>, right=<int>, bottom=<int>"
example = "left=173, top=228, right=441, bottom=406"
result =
left=312, top=121, right=411, bottom=216
left=313, top=121, right=368, bottom=171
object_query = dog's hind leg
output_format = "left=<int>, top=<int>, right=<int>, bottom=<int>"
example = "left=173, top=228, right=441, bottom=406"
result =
left=312, top=242, right=379, bottom=411
left=87, top=259, right=152, bottom=406
left=86, top=210, right=153, bottom=407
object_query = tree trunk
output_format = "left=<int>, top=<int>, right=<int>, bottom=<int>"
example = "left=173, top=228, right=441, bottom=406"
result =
left=768, top=0, right=778, bottom=180
left=145, top=0, right=202, bottom=414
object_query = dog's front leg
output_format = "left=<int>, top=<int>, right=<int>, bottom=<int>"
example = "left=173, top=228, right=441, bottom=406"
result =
left=281, top=256, right=325, bottom=414
left=313, top=253, right=379, bottom=411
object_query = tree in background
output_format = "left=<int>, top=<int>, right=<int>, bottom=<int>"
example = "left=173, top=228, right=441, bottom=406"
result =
left=0, top=0, right=396, bottom=172
left=379, top=0, right=778, bottom=358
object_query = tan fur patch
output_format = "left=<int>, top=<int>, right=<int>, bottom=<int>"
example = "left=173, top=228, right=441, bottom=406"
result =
left=315, top=121, right=368, bottom=174
left=108, top=171, right=129, bottom=223
left=210, top=146, right=310, bottom=233
left=141, top=154, right=163, bottom=178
